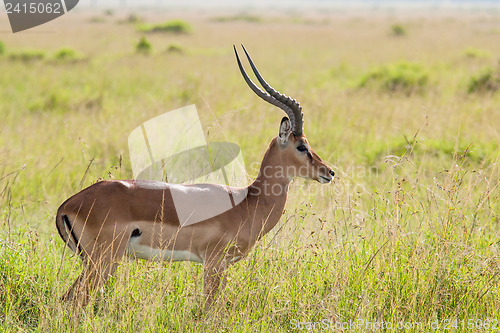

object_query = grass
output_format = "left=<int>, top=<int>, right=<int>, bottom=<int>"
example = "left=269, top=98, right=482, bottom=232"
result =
left=1, top=9, right=500, bottom=332
left=7, top=49, right=46, bottom=62
left=463, top=47, right=491, bottom=59
left=52, top=47, right=85, bottom=63
left=212, top=14, right=263, bottom=23
left=166, top=43, right=184, bottom=54
left=4, top=47, right=84, bottom=64
left=468, top=67, right=500, bottom=93
left=358, top=61, right=429, bottom=95
left=137, top=19, right=193, bottom=34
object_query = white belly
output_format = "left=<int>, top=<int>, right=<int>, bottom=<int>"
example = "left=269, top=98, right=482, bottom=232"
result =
left=127, top=236, right=203, bottom=263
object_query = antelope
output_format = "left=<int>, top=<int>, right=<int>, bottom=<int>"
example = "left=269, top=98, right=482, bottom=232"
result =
left=56, top=45, right=335, bottom=310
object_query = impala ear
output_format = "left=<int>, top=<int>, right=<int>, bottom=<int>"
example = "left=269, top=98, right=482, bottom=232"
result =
left=278, top=117, right=292, bottom=145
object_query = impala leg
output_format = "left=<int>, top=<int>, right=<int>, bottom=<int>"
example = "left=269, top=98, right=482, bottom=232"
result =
left=62, top=258, right=119, bottom=308
left=62, top=241, right=126, bottom=308
left=203, top=259, right=228, bottom=312
left=62, top=267, right=87, bottom=305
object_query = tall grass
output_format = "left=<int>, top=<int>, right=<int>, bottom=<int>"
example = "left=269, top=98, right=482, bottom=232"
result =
left=1, top=10, right=500, bottom=332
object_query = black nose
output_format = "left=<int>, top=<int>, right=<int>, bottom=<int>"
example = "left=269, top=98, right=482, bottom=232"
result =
left=329, top=170, right=335, bottom=177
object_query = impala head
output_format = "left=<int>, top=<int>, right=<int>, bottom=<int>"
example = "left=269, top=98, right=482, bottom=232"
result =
left=234, top=45, right=334, bottom=184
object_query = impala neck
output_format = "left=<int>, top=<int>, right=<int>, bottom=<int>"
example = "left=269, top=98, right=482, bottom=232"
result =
left=247, top=139, right=291, bottom=237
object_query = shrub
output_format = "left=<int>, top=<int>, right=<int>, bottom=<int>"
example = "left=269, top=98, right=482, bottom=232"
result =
left=358, top=61, right=428, bottom=95
left=468, top=67, right=500, bottom=94
left=125, top=14, right=141, bottom=23
left=118, top=14, right=143, bottom=25
left=0, top=40, right=5, bottom=56
left=463, top=47, right=491, bottom=59
left=53, top=47, right=83, bottom=62
left=137, top=19, right=193, bottom=34
left=8, top=49, right=45, bottom=62
left=136, top=36, right=152, bottom=55
left=166, top=43, right=183, bottom=54
left=390, top=23, right=407, bottom=36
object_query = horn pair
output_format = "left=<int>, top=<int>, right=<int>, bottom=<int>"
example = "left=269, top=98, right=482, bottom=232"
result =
left=234, top=45, right=304, bottom=136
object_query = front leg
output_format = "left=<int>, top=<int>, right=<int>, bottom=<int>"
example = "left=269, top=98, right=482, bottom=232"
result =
left=203, top=258, right=227, bottom=312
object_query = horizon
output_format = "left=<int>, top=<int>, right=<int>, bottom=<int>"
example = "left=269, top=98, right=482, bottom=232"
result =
left=66, top=0, right=500, bottom=9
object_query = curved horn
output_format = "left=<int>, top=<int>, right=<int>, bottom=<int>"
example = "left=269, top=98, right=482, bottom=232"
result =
left=234, top=45, right=304, bottom=136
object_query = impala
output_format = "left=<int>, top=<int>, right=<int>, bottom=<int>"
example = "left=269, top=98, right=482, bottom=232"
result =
left=56, top=45, right=334, bottom=310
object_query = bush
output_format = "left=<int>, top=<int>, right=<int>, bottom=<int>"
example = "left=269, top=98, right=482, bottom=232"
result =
left=463, top=47, right=491, bottom=59
left=124, top=14, right=141, bottom=23
left=137, top=19, right=193, bottom=34
left=358, top=61, right=428, bottom=95
left=0, top=40, right=5, bottom=56
left=468, top=67, right=500, bottom=94
left=390, top=23, right=407, bottom=36
left=53, top=47, right=83, bottom=62
left=166, top=43, right=184, bottom=54
left=136, top=36, right=152, bottom=55
left=8, top=49, right=45, bottom=62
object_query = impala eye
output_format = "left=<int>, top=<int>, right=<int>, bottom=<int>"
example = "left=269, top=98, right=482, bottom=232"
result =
left=297, top=145, right=308, bottom=152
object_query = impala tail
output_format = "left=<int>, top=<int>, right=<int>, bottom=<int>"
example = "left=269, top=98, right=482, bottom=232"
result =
left=55, top=210, right=82, bottom=256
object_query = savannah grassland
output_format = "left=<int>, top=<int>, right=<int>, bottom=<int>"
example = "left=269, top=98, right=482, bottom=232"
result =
left=1, top=7, right=500, bottom=332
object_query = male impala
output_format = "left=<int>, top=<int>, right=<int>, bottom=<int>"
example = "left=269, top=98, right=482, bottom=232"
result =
left=56, top=45, right=334, bottom=309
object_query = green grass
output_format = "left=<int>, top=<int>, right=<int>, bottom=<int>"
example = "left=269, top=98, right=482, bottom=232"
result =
left=463, top=47, right=491, bottom=59
left=1, top=10, right=500, bottom=332
left=52, top=47, right=85, bottom=63
left=166, top=43, right=184, bottom=54
left=358, top=61, right=429, bottom=95
left=8, top=49, right=46, bottom=62
left=212, top=14, right=263, bottom=23
left=137, top=19, right=193, bottom=34
left=468, top=67, right=500, bottom=93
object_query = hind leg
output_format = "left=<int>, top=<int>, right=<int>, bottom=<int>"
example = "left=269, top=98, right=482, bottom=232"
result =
left=62, top=241, right=126, bottom=308
left=62, top=259, right=120, bottom=307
